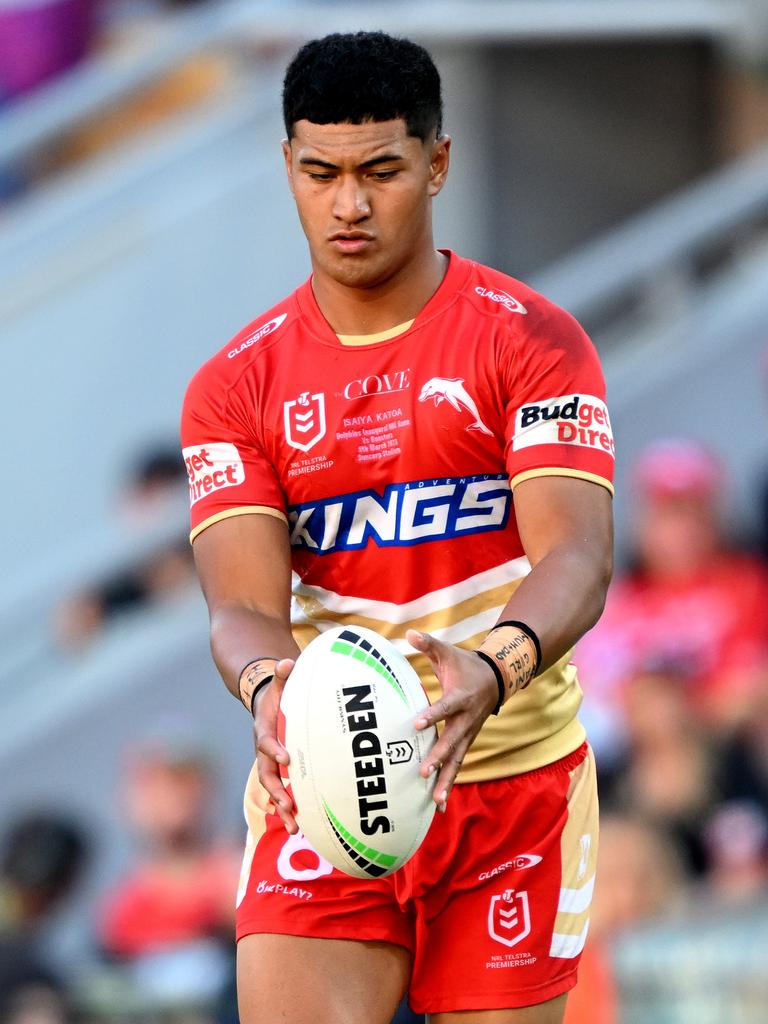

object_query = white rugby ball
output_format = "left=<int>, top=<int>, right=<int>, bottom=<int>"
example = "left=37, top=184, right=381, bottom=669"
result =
left=279, top=625, right=437, bottom=879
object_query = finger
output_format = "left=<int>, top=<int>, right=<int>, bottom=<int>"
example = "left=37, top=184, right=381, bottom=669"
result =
left=254, top=684, right=291, bottom=764
left=420, top=721, right=464, bottom=777
left=257, top=756, right=298, bottom=833
left=406, top=628, right=449, bottom=663
left=274, top=657, right=296, bottom=684
left=415, top=691, right=465, bottom=731
left=431, top=735, right=471, bottom=810
left=258, top=730, right=290, bottom=765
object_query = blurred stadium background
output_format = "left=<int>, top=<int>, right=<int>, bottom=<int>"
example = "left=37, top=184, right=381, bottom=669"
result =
left=2, top=1, right=768, bottom=1021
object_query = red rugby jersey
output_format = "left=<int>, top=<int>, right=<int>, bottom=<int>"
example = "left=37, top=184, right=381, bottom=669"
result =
left=182, top=252, right=614, bottom=778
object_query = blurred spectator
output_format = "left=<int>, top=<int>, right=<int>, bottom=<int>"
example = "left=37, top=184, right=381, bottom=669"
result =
left=96, top=732, right=240, bottom=1009
left=577, top=438, right=768, bottom=746
left=0, top=813, right=88, bottom=1024
left=720, top=686, right=768, bottom=819
left=602, top=670, right=723, bottom=875
left=54, top=444, right=195, bottom=650
left=703, top=800, right=768, bottom=907
left=590, top=811, right=687, bottom=930
left=117, top=446, right=190, bottom=527
left=565, top=813, right=686, bottom=1024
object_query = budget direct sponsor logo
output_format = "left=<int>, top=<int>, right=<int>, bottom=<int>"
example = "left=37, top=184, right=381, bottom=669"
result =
left=227, top=313, right=287, bottom=358
left=475, top=286, right=527, bottom=315
left=513, top=394, right=614, bottom=456
left=342, top=368, right=411, bottom=400
left=183, top=442, right=245, bottom=505
left=478, top=854, right=542, bottom=882
left=288, top=473, right=511, bottom=554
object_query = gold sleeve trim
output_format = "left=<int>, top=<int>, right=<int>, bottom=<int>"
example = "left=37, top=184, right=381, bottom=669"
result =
left=510, top=468, right=614, bottom=496
left=190, top=505, right=288, bottom=543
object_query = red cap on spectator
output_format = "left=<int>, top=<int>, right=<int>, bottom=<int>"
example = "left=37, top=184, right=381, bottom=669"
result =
left=633, top=438, right=723, bottom=499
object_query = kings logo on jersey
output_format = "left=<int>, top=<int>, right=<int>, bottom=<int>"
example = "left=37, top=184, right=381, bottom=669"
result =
left=284, top=392, right=327, bottom=452
left=488, top=889, right=532, bottom=948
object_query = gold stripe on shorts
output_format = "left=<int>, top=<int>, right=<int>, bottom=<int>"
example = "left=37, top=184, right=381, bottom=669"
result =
left=550, top=748, right=599, bottom=958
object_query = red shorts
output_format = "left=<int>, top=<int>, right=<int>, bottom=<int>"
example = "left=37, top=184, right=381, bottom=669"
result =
left=236, top=742, right=598, bottom=1014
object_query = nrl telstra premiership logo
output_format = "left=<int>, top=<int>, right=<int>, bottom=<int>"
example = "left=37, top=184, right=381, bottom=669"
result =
left=284, top=391, right=327, bottom=452
left=488, top=889, right=532, bottom=948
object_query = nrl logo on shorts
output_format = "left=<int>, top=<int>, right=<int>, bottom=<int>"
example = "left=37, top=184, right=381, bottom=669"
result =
left=488, top=888, right=531, bottom=948
left=284, top=391, right=327, bottom=452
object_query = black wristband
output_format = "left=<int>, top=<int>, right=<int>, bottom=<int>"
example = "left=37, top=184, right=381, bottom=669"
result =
left=249, top=675, right=274, bottom=714
left=474, top=650, right=506, bottom=716
left=493, top=620, right=542, bottom=676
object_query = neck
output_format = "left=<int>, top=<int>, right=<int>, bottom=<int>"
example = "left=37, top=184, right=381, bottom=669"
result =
left=310, top=245, right=448, bottom=336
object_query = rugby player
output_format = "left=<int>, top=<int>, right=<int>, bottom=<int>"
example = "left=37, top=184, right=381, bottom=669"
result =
left=182, top=31, right=614, bottom=1024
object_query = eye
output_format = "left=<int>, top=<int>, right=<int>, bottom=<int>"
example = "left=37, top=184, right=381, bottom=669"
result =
left=308, top=172, right=334, bottom=182
left=369, top=170, right=398, bottom=181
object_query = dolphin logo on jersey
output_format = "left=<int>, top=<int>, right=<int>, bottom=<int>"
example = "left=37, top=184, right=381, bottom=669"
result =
left=419, top=378, right=494, bottom=436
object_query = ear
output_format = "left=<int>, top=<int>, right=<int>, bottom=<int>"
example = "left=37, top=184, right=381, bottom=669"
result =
left=427, top=134, right=451, bottom=197
left=282, top=139, right=295, bottom=195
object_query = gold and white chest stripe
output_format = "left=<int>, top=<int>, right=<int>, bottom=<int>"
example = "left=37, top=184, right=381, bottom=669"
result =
left=289, top=556, right=531, bottom=653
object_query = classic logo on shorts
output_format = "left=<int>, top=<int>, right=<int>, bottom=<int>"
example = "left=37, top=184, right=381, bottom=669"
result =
left=478, top=854, right=542, bottom=882
left=475, top=285, right=527, bottom=315
left=488, top=889, right=532, bottom=948
left=183, top=442, right=245, bottom=505
left=418, top=378, right=494, bottom=436
left=513, top=394, right=614, bottom=456
left=284, top=391, right=327, bottom=452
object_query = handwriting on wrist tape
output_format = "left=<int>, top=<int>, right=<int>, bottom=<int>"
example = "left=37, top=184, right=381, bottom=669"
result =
left=478, top=627, right=537, bottom=703
left=239, top=658, right=279, bottom=714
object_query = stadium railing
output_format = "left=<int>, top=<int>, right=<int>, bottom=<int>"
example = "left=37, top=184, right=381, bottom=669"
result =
left=530, top=140, right=768, bottom=335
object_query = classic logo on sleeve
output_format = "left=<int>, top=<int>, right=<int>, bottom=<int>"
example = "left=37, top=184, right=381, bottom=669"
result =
left=227, top=313, right=288, bottom=359
left=513, top=395, right=614, bottom=456
left=475, top=286, right=527, bottom=315
left=183, top=442, right=245, bottom=505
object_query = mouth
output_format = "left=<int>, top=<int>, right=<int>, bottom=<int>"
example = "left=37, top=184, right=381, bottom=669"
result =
left=329, top=232, right=374, bottom=254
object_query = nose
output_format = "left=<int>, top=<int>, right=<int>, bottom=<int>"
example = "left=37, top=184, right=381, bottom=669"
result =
left=332, top=174, right=371, bottom=223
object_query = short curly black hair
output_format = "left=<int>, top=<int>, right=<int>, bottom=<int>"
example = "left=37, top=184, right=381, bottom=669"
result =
left=282, top=32, right=443, bottom=142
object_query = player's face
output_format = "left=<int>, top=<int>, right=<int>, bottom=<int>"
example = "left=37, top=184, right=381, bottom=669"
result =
left=283, top=119, right=450, bottom=289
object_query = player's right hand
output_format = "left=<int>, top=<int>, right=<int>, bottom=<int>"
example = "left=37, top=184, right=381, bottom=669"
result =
left=253, top=658, right=298, bottom=833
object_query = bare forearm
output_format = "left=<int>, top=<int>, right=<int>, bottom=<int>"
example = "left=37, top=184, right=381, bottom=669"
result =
left=209, top=604, right=300, bottom=699
left=497, top=542, right=612, bottom=672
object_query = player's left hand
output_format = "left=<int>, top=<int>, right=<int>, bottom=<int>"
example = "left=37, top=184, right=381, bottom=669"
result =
left=407, top=629, right=499, bottom=813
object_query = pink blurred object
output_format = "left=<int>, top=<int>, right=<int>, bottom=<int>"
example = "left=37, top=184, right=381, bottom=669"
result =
left=632, top=437, right=723, bottom=500
left=0, top=0, right=99, bottom=100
